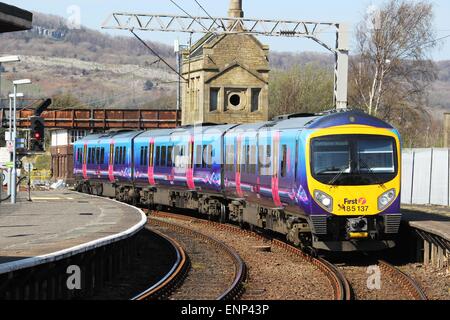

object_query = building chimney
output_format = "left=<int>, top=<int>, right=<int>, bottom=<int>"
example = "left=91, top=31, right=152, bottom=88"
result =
left=228, top=0, right=245, bottom=30
left=228, top=0, right=244, bottom=19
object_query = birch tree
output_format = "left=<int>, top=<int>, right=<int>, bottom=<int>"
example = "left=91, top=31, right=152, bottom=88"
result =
left=350, top=0, right=437, bottom=117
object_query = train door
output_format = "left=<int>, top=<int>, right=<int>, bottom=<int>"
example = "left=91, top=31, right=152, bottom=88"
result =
left=235, top=133, right=243, bottom=198
left=108, top=143, right=114, bottom=183
left=186, top=135, right=195, bottom=190
left=82, top=144, right=88, bottom=180
left=148, top=139, right=155, bottom=186
left=277, top=131, right=296, bottom=208
left=257, top=129, right=273, bottom=205
left=271, top=131, right=282, bottom=208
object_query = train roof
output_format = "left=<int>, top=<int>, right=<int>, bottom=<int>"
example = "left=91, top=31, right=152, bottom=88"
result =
left=74, top=110, right=395, bottom=145
left=268, top=110, right=394, bottom=130
left=225, top=121, right=275, bottom=135
left=305, top=110, right=394, bottom=129
left=74, top=130, right=143, bottom=144
left=272, top=116, right=319, bottom=130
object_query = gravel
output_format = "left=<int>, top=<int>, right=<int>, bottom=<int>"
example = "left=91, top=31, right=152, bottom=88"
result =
left=150, top=221, right=236, bottom=300
left=339, top=264, right=411, bottom=300
left=157, top=216, right=334, bottom=300
left=398, top=263, right=450, bottom=300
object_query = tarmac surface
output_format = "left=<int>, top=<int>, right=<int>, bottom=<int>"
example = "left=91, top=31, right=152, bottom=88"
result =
left=0, top=190, right=143, bottom=264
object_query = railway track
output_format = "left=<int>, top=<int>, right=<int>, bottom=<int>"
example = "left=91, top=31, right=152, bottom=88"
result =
left=132, top=227, right=190, bottom=300
left=151, top=211, right=353, bottom=300
left=135, top=214, right=247, bottom=300
left=333, top=258, right=428, bottom=300
left=377, top=260, right=428, bottom=300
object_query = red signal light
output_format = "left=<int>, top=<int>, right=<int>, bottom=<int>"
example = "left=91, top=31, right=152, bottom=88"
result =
left=34, top=132, right=41, bottom=139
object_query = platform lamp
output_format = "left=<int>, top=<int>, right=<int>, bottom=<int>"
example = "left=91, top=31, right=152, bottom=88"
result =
left=0, top=56, right=20, bottom=108
left=11, top=79, right=31, bottom=204
left=7, top=92, right=23, bottom=197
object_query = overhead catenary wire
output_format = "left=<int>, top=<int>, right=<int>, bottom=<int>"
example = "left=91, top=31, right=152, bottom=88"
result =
left=130, top=28, right=188, bottom=82
left=193, top=0, right=226, bottom=31
left=169, top=0, right=212, bottom=33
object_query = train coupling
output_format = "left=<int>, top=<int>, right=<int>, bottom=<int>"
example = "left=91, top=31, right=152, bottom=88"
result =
left=346, top=217, right=369, bottom=239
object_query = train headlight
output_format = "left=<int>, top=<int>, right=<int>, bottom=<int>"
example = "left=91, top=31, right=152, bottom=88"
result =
left=378, top=189, right=396, bottom=211
left=314, top=190, right=333, bottom=211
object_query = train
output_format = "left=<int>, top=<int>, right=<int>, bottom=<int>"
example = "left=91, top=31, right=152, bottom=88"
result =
left=73, top=110, right=402, bottom=252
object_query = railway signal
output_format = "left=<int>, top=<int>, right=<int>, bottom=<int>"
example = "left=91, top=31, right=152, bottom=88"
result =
left=29, top=116, right=45, bottom=152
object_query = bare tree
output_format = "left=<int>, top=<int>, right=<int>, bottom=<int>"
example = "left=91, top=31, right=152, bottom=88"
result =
left=350, top=0, right=437, bottom=118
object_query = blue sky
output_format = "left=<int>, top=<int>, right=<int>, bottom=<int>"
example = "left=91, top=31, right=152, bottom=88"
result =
left=6, top=0, right=450, bottom=60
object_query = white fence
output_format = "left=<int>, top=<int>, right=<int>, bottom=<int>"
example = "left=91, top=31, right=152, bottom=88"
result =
left=402, top=149, right=450, bottom=206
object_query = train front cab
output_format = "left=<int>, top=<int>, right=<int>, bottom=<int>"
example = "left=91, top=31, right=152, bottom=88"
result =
left=304, top=124, right=402, bottom=252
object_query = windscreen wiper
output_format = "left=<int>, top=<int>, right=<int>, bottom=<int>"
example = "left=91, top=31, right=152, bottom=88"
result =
left=358, top=157, right=386, bottom=187
left=328, top=161, right=352, bottom=185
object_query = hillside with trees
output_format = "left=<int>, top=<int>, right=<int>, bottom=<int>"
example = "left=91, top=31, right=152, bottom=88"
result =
left=0, top=7, right=449, bottom=147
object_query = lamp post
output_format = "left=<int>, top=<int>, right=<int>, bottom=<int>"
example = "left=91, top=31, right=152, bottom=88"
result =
left=0, top=56, right=20, bottom=108
left=11, top=79, right=31, bottom=204
left=174, top=40, right=188, bottom=126
left=7, top=92, right=23, bottom=196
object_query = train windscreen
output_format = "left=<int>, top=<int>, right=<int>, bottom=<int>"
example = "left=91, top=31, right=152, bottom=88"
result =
left=311, top=135, right=397, bottom=186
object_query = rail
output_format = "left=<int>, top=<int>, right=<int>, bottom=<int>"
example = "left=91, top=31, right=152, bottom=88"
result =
left=132, top=226, right=190, bottom=300
left=378, top=260, right=428, bottom=300
left=152, top=211, right=352, bottom=300
left=144, top=216, right=247, bottom=300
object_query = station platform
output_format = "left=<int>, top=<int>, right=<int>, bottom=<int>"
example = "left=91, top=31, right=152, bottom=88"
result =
left=401, top=205, right=449, bottom=271
left=402, top=205, right=450, bottom=241
left=0, top=190, right=146, bottom=272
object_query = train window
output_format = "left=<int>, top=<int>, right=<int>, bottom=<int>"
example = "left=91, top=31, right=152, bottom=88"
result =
left=196, top=145, right=202, bottom=168
left=155, top=146, right=161, bottom=166
left=202, top=145, right=207, bottom=168
left=167, top=146, right=173, bottom=167
left=206, top=145, right=213, bottom=169
left=88, top=148, right=92, bottom=164
left=250, top=145, right=257, bottom=175
left=101, top=148, right=105, bottom=164
left=225, top=144, right=234, bottom=172
left=239, top=144, right=246, bottom=174
left=123, top=147, right=126, bottom=164
left=114, top=147, right=118, bottom=165
left=96, top=148, right=100, bottom=165
left=91, top=148, right=94, bottom=164
left=258, top=145, right=272, bottom=176
left=161, top=146, right=167, bottom=167
left=140, top=146, right=149, bottom=167
left=245, top=145, right=250, bottom=174
left=281, top=145, right=287, bottom=178
left=144, top=146, right=148, bottom=166
left=174, top=145, right=180, bottom=160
